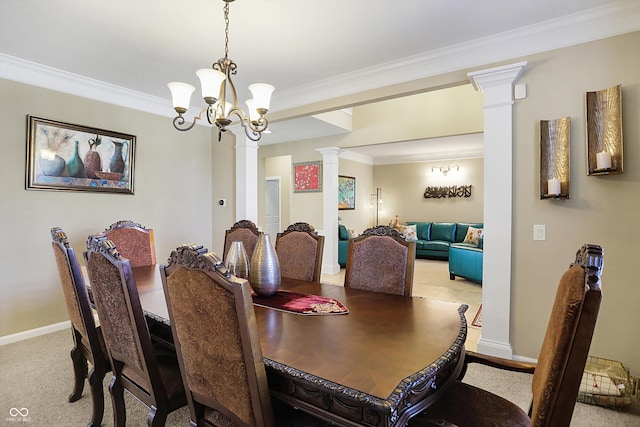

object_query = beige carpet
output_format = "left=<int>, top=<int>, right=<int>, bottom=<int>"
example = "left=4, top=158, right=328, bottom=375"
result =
left=2, top=328, right=638, bottom=426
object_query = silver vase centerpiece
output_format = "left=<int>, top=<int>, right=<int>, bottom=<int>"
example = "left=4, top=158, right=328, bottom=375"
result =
left=225, top=241, right=249, bottom=280
left=249, top=232, right=280, bottom=297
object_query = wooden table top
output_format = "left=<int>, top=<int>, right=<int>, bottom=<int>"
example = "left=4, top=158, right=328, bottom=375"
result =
left=130, top=265, right=468, bottom=403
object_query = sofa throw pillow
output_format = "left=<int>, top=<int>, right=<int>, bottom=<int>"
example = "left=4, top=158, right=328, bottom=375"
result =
left=463, top=226, right=484, bottom=245
left=339, top=225, right=350, bottom=240
left=349, top=228, right=359, bottom=238
left=403, top=224, right=418, bottom=241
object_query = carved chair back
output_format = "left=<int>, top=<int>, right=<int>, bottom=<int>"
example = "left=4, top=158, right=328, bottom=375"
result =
left=530, top=244, right=603, bottom=426
left=223, top=220, right=261, bottom=262
left=50, top=227, right=109, bottom=426
left=410, top=244, right=604, bottom=427
left=103, top=220, right=156, bottom=267
left=85, top=234, right=185, bottom=426
left=161, top=244, right=276, bottom=427
left=345, top=225, right=416, bottom=297
left=275, top=222, right=325, bottom=282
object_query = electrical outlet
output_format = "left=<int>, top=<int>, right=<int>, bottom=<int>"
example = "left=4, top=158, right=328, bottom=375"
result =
left=533, top=224, right=546, bottom=241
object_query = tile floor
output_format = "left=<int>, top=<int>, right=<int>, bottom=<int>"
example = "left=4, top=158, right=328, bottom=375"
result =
left=321, top=258, right=482, bottom=351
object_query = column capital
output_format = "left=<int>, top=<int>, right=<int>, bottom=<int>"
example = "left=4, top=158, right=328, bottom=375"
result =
left=468, top=61, right=527, bottom=91
left=316, top=147, right=343, bottom=161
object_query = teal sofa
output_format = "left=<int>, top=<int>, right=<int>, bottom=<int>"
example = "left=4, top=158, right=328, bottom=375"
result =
left=338, top=224, right=350, bottom=267
left=405, top=221, right=483, bottom=284
left=405, top=222, right=482, bottom=260
left=449, top=242, right=483, bottom=283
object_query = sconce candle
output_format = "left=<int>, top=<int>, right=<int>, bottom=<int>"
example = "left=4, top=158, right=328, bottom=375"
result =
left=548, top=178, right=561, bottom=196
left=596, top=151, right=612, bottom=170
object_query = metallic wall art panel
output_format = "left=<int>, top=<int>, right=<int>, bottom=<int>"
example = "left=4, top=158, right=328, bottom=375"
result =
left=423, top=185, right=472, bottom=199
left=540, top=117, right=570, bottom=199
left=586, top=84, right=623, bottom=175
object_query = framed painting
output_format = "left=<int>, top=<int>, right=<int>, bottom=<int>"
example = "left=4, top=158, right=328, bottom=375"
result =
left=26, top=115, right=136, bottom=194
left=338, top=175, right=356, bottom=210
left=293, top=161, right=322, bottom=193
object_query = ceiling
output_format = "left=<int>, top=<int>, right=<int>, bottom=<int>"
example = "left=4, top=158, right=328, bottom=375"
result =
left=1, top=0, right=637, bottom=161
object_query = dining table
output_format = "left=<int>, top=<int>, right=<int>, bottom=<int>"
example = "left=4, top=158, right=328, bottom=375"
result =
left=90, top=264, right=468, bottom=427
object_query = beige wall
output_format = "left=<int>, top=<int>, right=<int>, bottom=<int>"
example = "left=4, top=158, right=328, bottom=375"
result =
left=353, top=84, right=484, bottom=144
left=510, top=32, right=640, bottom=373
left=0, top=79, right=214, bottom=336
left=337, top=158, right=374, bottom=232
left=3, top=31, right=639, bottom=375
left=373, top=158, right=484, bottom=226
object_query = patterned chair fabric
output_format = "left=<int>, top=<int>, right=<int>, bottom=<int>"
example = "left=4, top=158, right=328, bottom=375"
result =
left=104, top=220, right=156, bottom=267
left=345, top=225, right=416, bottom=297
left=161, top=244, right=330, bottom=427
left=50, top=227, right=110, bottom=427
left=409, top=244, right=604, bottom=427
left=275, top=222, right=325, bottom=282
left=223, top=219, right=260, bottom=262
left=85, top=234, right=186, bottom=427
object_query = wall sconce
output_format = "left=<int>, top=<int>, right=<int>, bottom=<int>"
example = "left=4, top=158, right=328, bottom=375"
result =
left=586, top=84, right=623, bottom=175
left=431, top=165, right=460, bottom=176
left=540, top=117, right=570, bottom=199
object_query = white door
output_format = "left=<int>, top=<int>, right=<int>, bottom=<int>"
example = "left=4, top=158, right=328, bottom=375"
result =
left=265, top=177, right=281, bottom=242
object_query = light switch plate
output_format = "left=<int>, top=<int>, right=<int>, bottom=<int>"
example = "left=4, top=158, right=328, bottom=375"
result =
left=533, top=224, right=546, bottom=241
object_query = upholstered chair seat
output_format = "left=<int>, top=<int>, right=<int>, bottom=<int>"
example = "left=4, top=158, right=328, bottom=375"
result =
left=51, top=227, right=111, bottom=427
left=276, top=222, right=325, bottom=282
left=85, top=234, right=186, bottom=427
left=223, top=219, right=261, bottom=262
left=161, top=244, right=330, bottom=427
left=345, top=225, right=416, bottom=296
left=104, top=220, right=156, bottom=267
left=410, top=244, right=604, bottom=427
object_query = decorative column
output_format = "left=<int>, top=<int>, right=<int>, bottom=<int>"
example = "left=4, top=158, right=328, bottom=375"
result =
left=468, top=61, right=527, bottom=359
left=234, top=133, right=259, bottom=224
left=317, top=147, right=342, bottom=274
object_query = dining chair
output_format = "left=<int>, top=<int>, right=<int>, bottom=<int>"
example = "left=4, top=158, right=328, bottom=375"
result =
left=223, top=219, right=261, bottom=262
left=275, top=222, right=325, bottom=282
left=50, top=227, right=110, bottom=427
left=103, top=219, right=156, bottom=267
left=160, top=244, right=331, bottom=427
left=344, top=225, right=416, bottom=296
left=409, top=243, right=604, bottom=427
left=84, top=234, right=186, bottom=427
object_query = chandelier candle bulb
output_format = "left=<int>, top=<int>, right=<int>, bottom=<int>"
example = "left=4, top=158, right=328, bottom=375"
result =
left=548, top=178, right=561, bottom=196
left=596, top=151, right=612, bottom=170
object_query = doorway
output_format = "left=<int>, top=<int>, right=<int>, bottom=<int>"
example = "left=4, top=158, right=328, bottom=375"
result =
left=265, top=177, right=281, bottom=241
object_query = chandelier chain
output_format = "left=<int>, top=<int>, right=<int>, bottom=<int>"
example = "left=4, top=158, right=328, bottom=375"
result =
left=223, top=2, right=230, bottom=60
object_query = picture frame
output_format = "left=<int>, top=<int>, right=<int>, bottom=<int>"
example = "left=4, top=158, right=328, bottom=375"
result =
left=338, top=175, right=356, bottom=210
left=26, top=115, right=136, bottom=194
left=293, top=161, right=322, bottom=193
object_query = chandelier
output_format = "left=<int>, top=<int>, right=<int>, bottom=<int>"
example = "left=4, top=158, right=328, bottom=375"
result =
left=167, top=0, right=274, bottom=141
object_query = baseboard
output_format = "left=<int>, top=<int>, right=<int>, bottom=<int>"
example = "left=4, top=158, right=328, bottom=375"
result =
left=0, top=321, right=70, bottom=346
left=477, top=336, right=513, bottom=358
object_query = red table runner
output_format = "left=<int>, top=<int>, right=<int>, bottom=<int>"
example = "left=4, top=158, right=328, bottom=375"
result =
left=252, top=289, right=348, bottom=315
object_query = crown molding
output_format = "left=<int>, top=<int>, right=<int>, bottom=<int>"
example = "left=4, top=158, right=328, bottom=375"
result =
left=274, top=1, right=640, bottom=110
left=1, top=1, right=638, bottom=118
left=0, top=53, right=175, bottom=119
